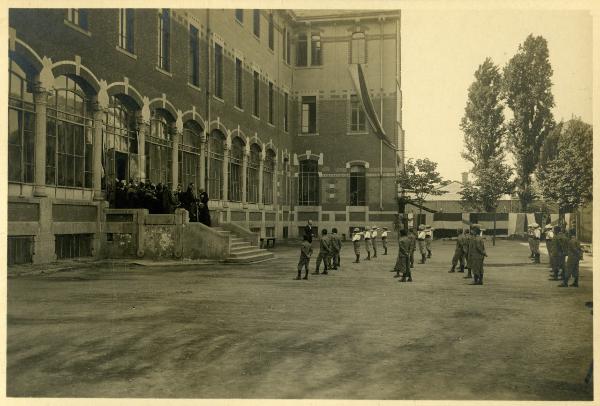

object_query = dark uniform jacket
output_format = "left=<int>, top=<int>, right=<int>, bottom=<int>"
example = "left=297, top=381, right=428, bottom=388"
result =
left=566, top=237, right=582, bottom=269
left=319, top=235, right=332, bottom=254
left=304, top=225, right=314, bottom=243
left=300, top=241, right=313, bottom=259
left=467, top=236, right=486, bottom=271
left=330, top=234, right=342, bottom=253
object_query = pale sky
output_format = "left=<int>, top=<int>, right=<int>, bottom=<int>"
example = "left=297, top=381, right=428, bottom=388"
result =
left=402, top=9, right=593, bottom=181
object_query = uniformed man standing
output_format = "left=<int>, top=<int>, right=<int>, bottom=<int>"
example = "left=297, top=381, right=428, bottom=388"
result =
left=330, top=228, right=342, bottom=270
left=559, top=229, right=583, bottom=288
left=364, top=227, right=372, bottom=260
left=381, top=227, right=389, bottom=255
left=371, top=226, right=379, bottom=258
left=313, top=229, right=332, bottom=275
left=417, top=225, right=427, bottom=264
left=352, top=227, right=362, bottom=263
left=425, top=225, right=433, bottom=258
left=467, top=224, right=487, bottom=285
left=461, top=228, right=471, bottom=275
left=296, top=235, right=312, bottom=280
left=549, top=225, right=563, bottom=281
left=531, top=223, right=541, bottom=264
left=527, top=224, right=535, bottom=259
left=394, top=229, right=412, bottom=282
left=449, top=228, right=466, bottom=273
left=408, top=228, right=417, bottom=268
left=544, top=224, right=555, bottom=271
left=555, top=226, right=569, bottom=280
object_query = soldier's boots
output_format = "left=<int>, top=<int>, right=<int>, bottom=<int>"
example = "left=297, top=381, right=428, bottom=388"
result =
left=534, top=254, right=540, bottom=264
left=295, top=272, right=302, bottom=280
left=427, top=249, right=432, bottom=258
left=303, top=270, right=309, bottom=280
left=464, top=269, right=472, bottom=279
left=400, top=276, right=406, bottom=282
left=384, top=248, right=388, bottom=255
left=367, top=252, right=371, bottom=261
left=410, top=258, right=415, bottom=268
left=458, top=264, right=465, bottom=273
left=312, top=267, right=320, bottom=275
left=354, top=254, right=360, bottom=263
left=419, top=254, right=426, bottom=264
left=570, top=277, right=579, bottom=287
left=449, top=266, right=456, bottom=273
left=406, top=272, right=413, bottom=282
left=479, top=273, right=484, bottom=285
left=394, top=272, right=401, bottom=278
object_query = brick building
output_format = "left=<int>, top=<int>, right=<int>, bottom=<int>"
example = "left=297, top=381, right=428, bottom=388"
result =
left=7, top=8, right=404, bottom=264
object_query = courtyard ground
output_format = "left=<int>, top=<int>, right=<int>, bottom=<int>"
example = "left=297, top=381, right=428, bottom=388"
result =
left=6, top=239, right=593, bottom=400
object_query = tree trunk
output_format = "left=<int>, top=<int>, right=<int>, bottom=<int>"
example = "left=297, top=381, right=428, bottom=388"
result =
left=492, top=209, right=497, bottom=246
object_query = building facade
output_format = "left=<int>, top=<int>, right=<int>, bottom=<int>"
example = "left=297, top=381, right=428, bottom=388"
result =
left=7, top=8, right=404, bottom=264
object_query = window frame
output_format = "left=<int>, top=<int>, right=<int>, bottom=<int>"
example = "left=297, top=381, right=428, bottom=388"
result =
left=253, top=9, right=261, bottom=38
left=349, top=165, right=367, bottom=206
left=300, top=95, right=317, bottom=135
left=118, top=9, right=135, bottom=54
left=349, top=94, right=367, bottom=133
left=214, top=43, right=224, bottom=99
left=157, top=9, right=171, bottom=71
left=235, top=57, right=243, bottom=109
left=253, top=70, right=260, bottom=118
left=351, top=31, right=366, bottom=64
left=268, top=82, right=274, bottom=125
left=268, top=13, right=274, bottom=50
left=298, top=159, right=320, bottom=206
left=296, top=33, right=308, bottom=67
left=235, top=9, right=244, bottom=24
left=188, top=24, right=200, bottom=87
left=310, top=33, right=322, bottom=66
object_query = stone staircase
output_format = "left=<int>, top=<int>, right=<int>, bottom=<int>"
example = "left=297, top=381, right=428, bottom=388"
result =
left=211, top=226, right=275, bottom=264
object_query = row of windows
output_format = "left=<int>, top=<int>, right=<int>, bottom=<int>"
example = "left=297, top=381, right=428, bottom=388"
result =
left=235, top=10, right=275, bottom=51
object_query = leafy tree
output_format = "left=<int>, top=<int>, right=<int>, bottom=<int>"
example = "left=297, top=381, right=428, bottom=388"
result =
left=460, top=57, right=514, bottom=244
left=538, top=118, right=592, bottom=225
left=397, top=158, right=450, bottom=228
left=502, top=34, right=555, bottom=211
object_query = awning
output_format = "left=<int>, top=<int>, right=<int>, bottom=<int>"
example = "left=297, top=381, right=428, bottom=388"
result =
left=348, top=63, right=396, bottom=150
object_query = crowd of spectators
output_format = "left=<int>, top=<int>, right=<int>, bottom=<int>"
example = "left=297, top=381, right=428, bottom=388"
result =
left=107, top=179, right=211, bottom=226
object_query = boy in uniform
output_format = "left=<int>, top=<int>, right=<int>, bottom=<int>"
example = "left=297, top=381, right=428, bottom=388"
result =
left=559, top=229, right=583, bottom=288
left=467, top=224, right=487, bottom=285
left=425, top=225, right=433, bottom=258
left=417, top=225, right=427, bottom=264
left=408, top=228, right=417, bottom=268
left=352, top=227, right=362, bottom=263
left=364, top=227, right=372, bottom=260
left=394, top=229, right=412, bottom=282
left=296, top=235, right=312, bottom=280
left=531, top=223, right=541, bottom=263
left=371, top=226, right=378, bottom=258
left=330, top=228, right=342, bottom=270
left=314, top=229, right=332, bottom=275
left=381, top=227, right=389, bottom=255
left=544, top=224, right=555, bottom=271
left=449, top=229, right=467, bottom=273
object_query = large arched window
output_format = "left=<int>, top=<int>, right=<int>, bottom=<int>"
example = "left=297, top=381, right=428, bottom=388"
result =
left=349, top=164, right=366, bottom=206
left=298, top=159, right=319, bottom=206
left=228, top=137, right=244, bottom=202
left=46, top=75, right=94, bottom=188
left=179, top=121, right=202, bottom=189
left=8, top=58, right=35, bottom=184
left=104, top=95, right=138, bottom=186
left=263, top=149, right=275, bottom=205
left=246, top=144, right=260, bottom=203
left=207, top=130, right=224, bottom=200
left=146, top=109, right=172, bottom=187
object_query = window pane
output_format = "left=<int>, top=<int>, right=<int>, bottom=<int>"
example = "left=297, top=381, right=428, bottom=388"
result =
left=297, top=34, right=307, bottom=66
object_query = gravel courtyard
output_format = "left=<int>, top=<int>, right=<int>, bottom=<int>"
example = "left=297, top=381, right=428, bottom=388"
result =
left=7, top=239, right=593, bottom=400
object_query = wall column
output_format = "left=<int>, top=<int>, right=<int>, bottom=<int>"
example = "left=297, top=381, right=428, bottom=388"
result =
left=137, top=116, right=149, bottom=182
left=241, top=151, right=248, bottom=206
left=258, top=153, right=264, bottom=209
left=199, top=132, right=207, bottom=190
left=32, top=85, right=49, bottom=197
left=272, top=155, right=278, bottom=207
left=171, top=128, right=180, bottom=188
left=222, top=144, right=229, bottom=204
left=92, top=102, right=106, bottom=200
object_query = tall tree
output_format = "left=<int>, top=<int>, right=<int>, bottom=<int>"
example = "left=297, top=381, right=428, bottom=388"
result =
left=538, top=118, right=593, bottom=228
left=502, top=34, right=555, bottom=211
left=460, top=58, right=513, bottom=244
left=397, top=158, right=450, bottom=227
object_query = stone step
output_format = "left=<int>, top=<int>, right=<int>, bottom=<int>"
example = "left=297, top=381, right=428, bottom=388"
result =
left=225, top=251, right=275, bottom=264
left=231, top=241, right=251, bottom=248
left=229, top=247, right=264, bottom=256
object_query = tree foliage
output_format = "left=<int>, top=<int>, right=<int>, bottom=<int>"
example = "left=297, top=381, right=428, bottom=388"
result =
left=502, top=34, right=555, bottom=211
left=397, top=158, right=450, bottom=210
left=459, top=161, right=514, bottom=213
left=538, top=118, right=593, bottom=213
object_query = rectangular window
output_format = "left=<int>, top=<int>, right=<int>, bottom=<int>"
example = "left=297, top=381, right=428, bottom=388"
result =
left=214, top=43, right=223, bottom=98
left=235, top=58, right=243, bottom=108
left=67, top=9, right=88, bottom=30
left=301, top=96, right=316, bottom=134
left=297, top=34, right=307, bottom=66
left=118, top=9, right=134, bottom=53
left=268, top=14, right=274, bottom=50
left=253, top=71, right=260, bottom=117
left=351, top=32, right=366, bottom=64
left=286, top=31, right=291, bottom=64
left=253, top=10, right=260, bottom=38
left=157, top=9, right=170, bottom=71
left=268, top=82, right=274, bottom=124
left=311, top=34, right=322, bottom=65
left=282, top=27, right=287, bottom=61
left=283, top=92, right=289, bottom=132
left=350, top=95, right=366, bottom=132
left=189, top=25, right=200, bottom=86
left=235, top=9, right=243, bottom=23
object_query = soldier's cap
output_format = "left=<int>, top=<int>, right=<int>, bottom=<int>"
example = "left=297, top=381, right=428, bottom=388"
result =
left=382, top=227, right=388, bottom=230
left=425, top=225, right=432, bottom=229
left=530, top=223, right=539, bottom=228
left=544, top=224, right=553, bottom=230
left=371, top=226, right=378, bottom=229
left=353, top=227, right=360, bottom=232
left=418, top=225, right=425, bottom=230
left=471, top=223, right=482, bottom=229
left=527, top=224, right=533, bottom=228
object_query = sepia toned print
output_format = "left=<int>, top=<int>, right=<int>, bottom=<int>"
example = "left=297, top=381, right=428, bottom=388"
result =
left=5, top=5, right=593, bottom=402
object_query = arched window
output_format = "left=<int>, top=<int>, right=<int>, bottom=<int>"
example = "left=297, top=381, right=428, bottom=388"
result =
left=349, top=164, right=366, bottom=206
left=46, top=75, right=94, bottom=188
left=8, top=58, right=35, bottom=184
left=207, top=130, right=224, bottom=200
left=228, top=137, right=244, bottom=202
left=179, top=121, right=202, bottom=189
left=246, top=144, right=260, bottom=203
left=146, top=109, right=172, bottom=187
left=104, top=96, right=138, bottom=187
left=298, top=159, right=319, bottom=206
left=351, top=32, right=366, bottom=64
left=263, top=149, right=276, bottom=205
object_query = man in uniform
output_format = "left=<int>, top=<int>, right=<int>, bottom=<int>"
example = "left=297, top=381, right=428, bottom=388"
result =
left=408, top=228, right=417, bottom=268
left=417, top=225, right=427, bottom=264
left=330, top=228, right=342, bottom=270
left=527, top=224, right=535, bottom=259
left=549, top=225, right=563, bottom=281
left=544, top=224, right=555, bottom=271
left=364, top=227, right=372, bottom=261
left=449, top=228, right=467, bottom=273
left=531, top=223, right=541, bottom=263
left=371, top=226, right=379, bottom=258
left=461, top=228, right=471, bottom=275
left=352, top=227, right=362, bottom=263
left=296, top=235, right=312, bottom=280
left=559, top=229, right=583, bottom=288
left=304, top=220, right=315, bottom=244
left=425, top=225, right=433, bottom=258
left=313, top=229, right=332, bottom=275
left=394, top=229, right=412, bottom=282
left=555, top=226, right=569, bottom=280
left=381, top=227, right=389, bottom=255
left=467, top=224, right=487, bottom=285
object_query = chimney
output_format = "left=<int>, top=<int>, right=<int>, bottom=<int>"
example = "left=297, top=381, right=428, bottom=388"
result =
left=461, top=172, right=469, bottom=184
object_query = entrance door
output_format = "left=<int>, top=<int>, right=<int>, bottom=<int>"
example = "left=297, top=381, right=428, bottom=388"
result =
left=115, top=151, right=129, bottom=182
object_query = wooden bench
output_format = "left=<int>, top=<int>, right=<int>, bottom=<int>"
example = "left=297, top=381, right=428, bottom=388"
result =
left=260, top=237, right=276, bottom=248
